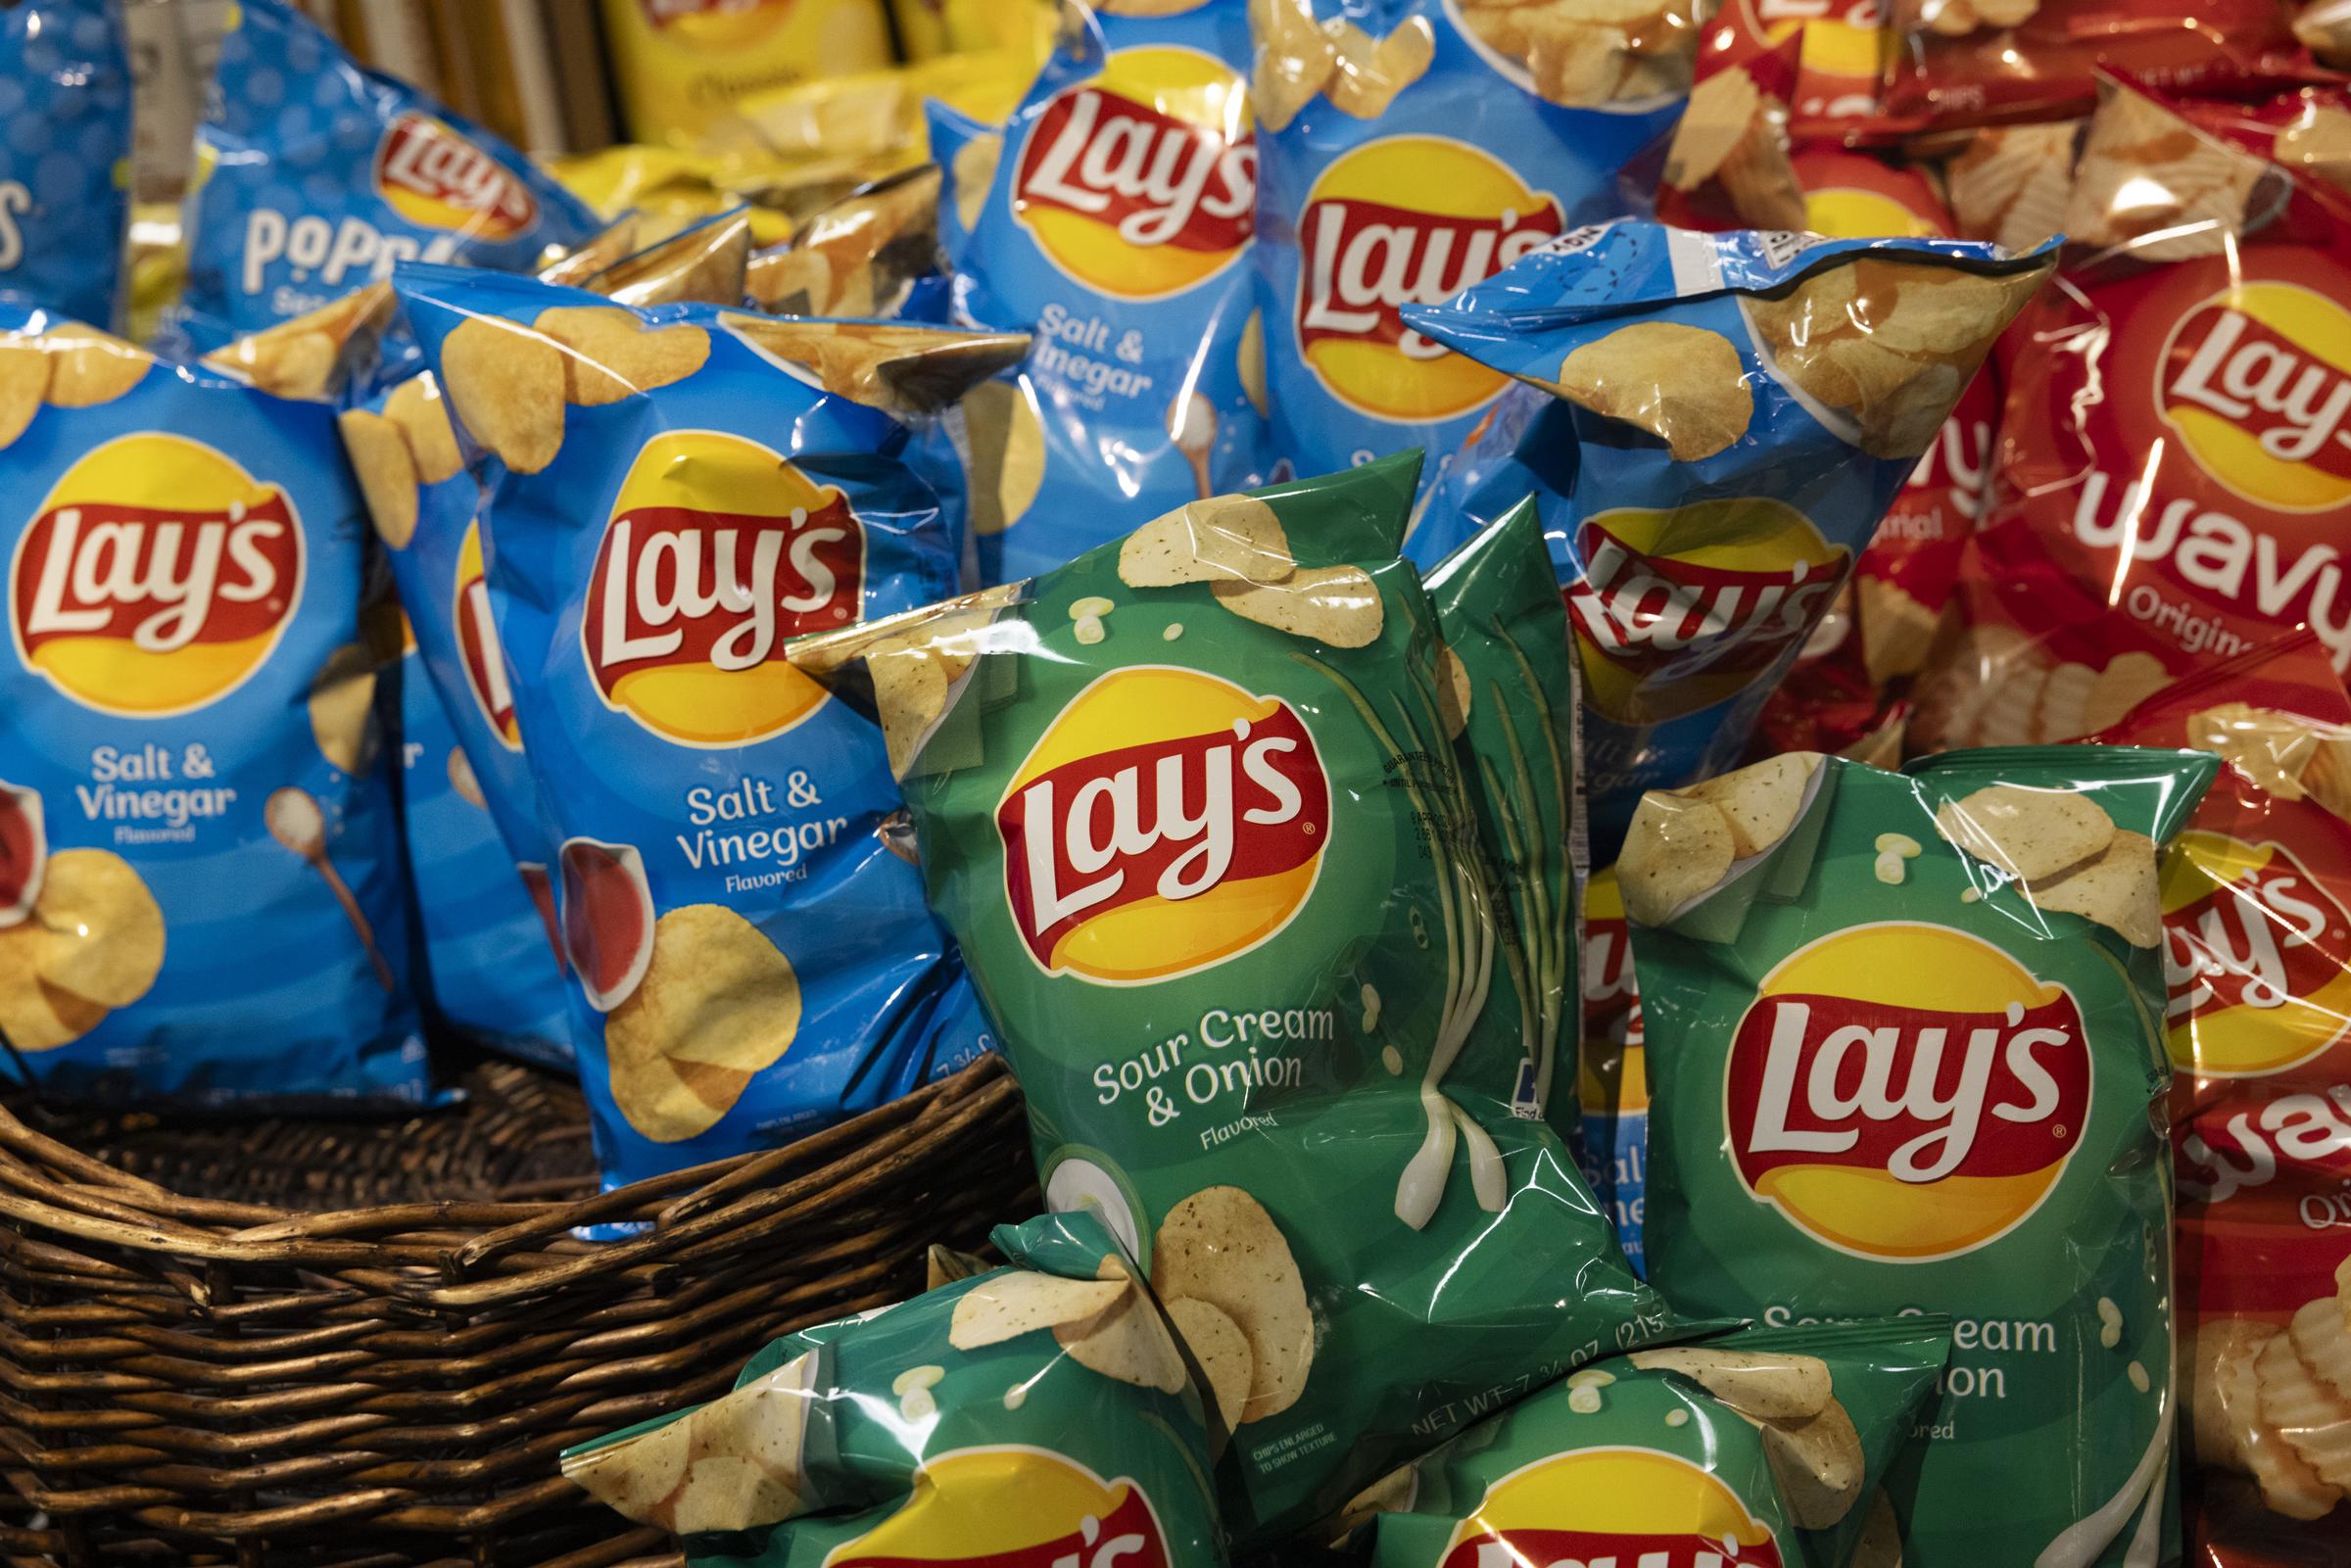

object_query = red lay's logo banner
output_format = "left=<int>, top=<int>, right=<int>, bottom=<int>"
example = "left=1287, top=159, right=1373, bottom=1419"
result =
left=1726, top=925, right=2090, bottom=1259
left=1441, top=1449, right=1784, bottom=1568
left=373, top=112, right=541, bottom=241
left=1014, top=47, right=1256, bottom=300
left=2162, top=830, right=2351, bottom=1079
left=9, top=433, right=305, bottom=716
left=997, top=668, right=1329, bottom=983
left=1579, top=867, right=1649, bottom=1117
left=1569, top=499, right=1847, bottom=727
left=819, top=1449, right=1172, bottom=1568
left=2160, top=280, right=2351, bottom=515
left=454, top=516, right=520, bottom=750
left=582, top=431, right=864, bottom=747
left=1296, top=137, right=1563, bottom=423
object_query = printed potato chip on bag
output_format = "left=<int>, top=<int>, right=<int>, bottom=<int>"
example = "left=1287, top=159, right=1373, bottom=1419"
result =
left=791, top=452, right=1688, bottom=1543
left=1423, top=499, right=1579, bottom=1142
left=745, top=166, right=946, bottom=321
left=1944, top=118, right=2085, bottom=254
left=1335, top=1317, right=1953, bottom=1568
left=1631, top=745, right=2220, bottom=1567
left=598, top=0, right=894, bottom=150
left=2086, top=633, right=2351, bottom=1545
left=931, top=1, right=1268, bottom=584
left=1753, top=155, right=2004, bottom=766
left=397, top=262, right=1026, bottom=1185
left=2179, top=83, right=2351, bottom=202
left=1249, top=0, right=1691, bottom=497
left=1405, top=222, right=2053, bottom=853
left=0, top=1, right=131, bottom=331
left=393, top=614, right=571, bottom=1069
left=1914, top=78, right=2351, bottom=756
left=566, top=1212, right=1227, bottom=1564
left=174, top=0, right=599, bottom=348
left=1699, top=0, right=1893, bottom=129
left=1883, top=0, right=2318, bottom=133
left=0, top=299, right=427, bottom=1104
left=1655, top=30, right=1806, bottom=234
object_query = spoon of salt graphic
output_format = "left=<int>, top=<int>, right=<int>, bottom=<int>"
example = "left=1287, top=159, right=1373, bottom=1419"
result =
left=267, top=786, right=393, bottom=991
left=1169, top=390, right=1217, bottom=499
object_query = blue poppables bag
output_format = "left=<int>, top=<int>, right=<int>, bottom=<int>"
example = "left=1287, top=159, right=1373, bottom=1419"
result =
left=929, top=0, right=1269, bottom=585
left=0, top=0, right=132, bottom=330
left=1403, top=223, right=2055, bottom=854
left=394, top=614, right=571, bottom=1069
left=176, top=0, right=597, bottom=348
left=395, top=264, right=1026, bottom=1185
left=0, top=304, right=427, bottom=1105
left=1247, top=0, right=1690, bottom=501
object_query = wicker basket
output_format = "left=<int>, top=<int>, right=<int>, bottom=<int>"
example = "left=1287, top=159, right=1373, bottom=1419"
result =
left=0, top=1054, right=1033, bottom=1567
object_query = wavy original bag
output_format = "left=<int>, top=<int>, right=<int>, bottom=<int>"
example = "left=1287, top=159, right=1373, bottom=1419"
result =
left=175, top=0, right=599, bottom=347
left=2086, top=632, right=2351, bottom=1546
left=1248, top=0, right=1693, bottom=496
left=1629, top=745, right=2218, bottom=1566
left=397, top=264, right=1024, bottom=1184
left=1405, top=223, right=2052, bottom=853
left=0, top=296, right=427, bottom=1103
left=932, top=0, right=1267, bottom=584
left=1337, top=1318, right=1953, bottom=1568
left=790, top=453, right=1686, bottom=1543
left=566, top=1212, right=1227, bottom=1564
left=0, top=0, right=131, bottom=331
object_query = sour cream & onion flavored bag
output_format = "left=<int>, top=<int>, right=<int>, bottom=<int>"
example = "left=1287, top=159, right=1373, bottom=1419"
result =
left=1627, top=744, right=2218, bottom=1566
left=790, top=452, right=1691, bottom=1544
left=397, top=264, right=1025, bottom=1186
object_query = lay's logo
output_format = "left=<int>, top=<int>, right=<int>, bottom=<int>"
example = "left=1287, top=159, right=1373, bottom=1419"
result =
left=453, top=517, right=520, bottom=750
left=1441, top=1448, right=1783, bottom=1568
left=1579, top=866, right=1649, bottom=1117
left=9, top=434, right=304, bottom=716
left=2161, top=830, right=2351, bottom=1078
left=997, top=668, right=1329, bottom=984
left=373, top=113, right=539, bottom=242
left=1569, top=499, right=1847, bottom=727
left=582, top=431, right=862, bottom=747
left=1296, top=136, right=1562, bottom=422
left=821, top=1448, right=1171, bottom=1568
left=1727, top=925, right=2089, bottom=1260
left=2161, top=281, right=2351, bottom=514
left=1014, top=47, right=1255, bottom=301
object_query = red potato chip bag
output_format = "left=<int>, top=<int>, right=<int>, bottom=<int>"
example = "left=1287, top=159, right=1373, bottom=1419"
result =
left=2179, top=84, right=2351, bottom=201
left=1701, top=0, right=1892, bottom=130
left=2089, top=631, right=2351, bottom=1545
left=1752, top=147, right=2000, bottom=764
left=1883, top=0, right=2323, bottom=134
left=1655, top=28, right=1806, bottom=233
left=1912, top=74, right=2351, bottom=755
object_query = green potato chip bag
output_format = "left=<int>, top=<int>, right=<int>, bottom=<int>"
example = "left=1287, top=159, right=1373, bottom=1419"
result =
left=790, top=453, right=1686, bottom=1542
left=1631, top=746, right=2220, bottom=1567
left=564, top=1212, right=1227, bottom=1565
left=1338, top=1316, right=1952, bottom=1568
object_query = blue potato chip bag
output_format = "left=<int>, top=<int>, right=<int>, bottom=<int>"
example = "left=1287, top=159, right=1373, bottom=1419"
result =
left=395, top=264, right=1025, bottom=1184
left=0, top=0, right=132, bottom=331
left=0, top=304, right=427, bottom=1105
left=1404, top=224, right=2055, bottom=854
left=394, top=616, right=571, bottom=1069
left=1248, top=0, right=1690, bottom=500
left=929, top=0, right=1269, bottom=584
left=176, top=0, right=597, bottom=347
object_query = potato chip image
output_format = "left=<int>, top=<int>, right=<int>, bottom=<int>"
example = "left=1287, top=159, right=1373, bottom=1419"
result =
left=1554, top=321, right=1753, bottom=461
left=1151, top=1187, right=1313, bottom=1424
left=1325, top=17, right=1435, bottom=119
left=308, top=641, right=381, bottom=776
left=604, top=905, right=800, bottom=1143
left=1760, top=1399, right=1866, bottom=1529
left=338, top=408, right=420, bottom=550
left=1120, top=495, right=1295, bottom=589
left=951, top=133, right=1001, bottom=233
left=1681, top=752, right=1819, bottom=861
left=1055, top=1255, right=1187, bottom=1395
left=1858, top=576, right=1940, bottom=686
left=960, top=379, right=1046, bottom=538
left=534, top=307, right=711, bottom=405
left=2290, top=1291, right=2351, bottom=1406
left=2183, top=704, right=2324, bottom=801
left=1851, top=1491, right=1903, bottom=1568
left=1664, top=63, right=1759, bottom=191
left=42, top=324, right=152, bottom=406
left=1166, top=1297, right=1253, bottom=1433
left=2260, top=1305, right=2351, bottom=1490
left=2239, top=1331, right=2345, bottom=1518
left=1628, top=1345, right=1833, bottom=1422
left=23, top=847, right=164, bottom=1011
left=1213, top=565, right=1383, bottom=647
left=1254, top=0, right=1338, bottom=132
left=0, top=340, right=52, bottom=449
left=2188, top=1317, right=2275, bottom=1472
left=1238, top=309, right=1268, bottom=419
left=2023, top=830, right=2161, bottom=946
left=867, top=640, right=952, bottom=780
left=385, top=373, right=464, bottom=485
left=949, top=1270, right=1130, bottom=1351
left=440, top=315, right=567, bottom=473
left=0, top=926, right=107, bottom=1051
left=1619, top=792, right=1736, bottom=926
left=1934, top=783, right=2116, bottom=883
left=1436, top=645, right=1471, bottom=741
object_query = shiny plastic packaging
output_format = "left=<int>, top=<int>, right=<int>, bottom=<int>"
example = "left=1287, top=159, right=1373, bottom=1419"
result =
left=0, top=0, right=132, bottom=330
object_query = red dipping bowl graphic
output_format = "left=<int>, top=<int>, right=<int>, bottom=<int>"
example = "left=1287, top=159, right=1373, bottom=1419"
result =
left=0, top=781, right=43, bottom=928
left=516, top=861, right=566, bottom=974
left=559, top=837, right=654, bottom=1012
